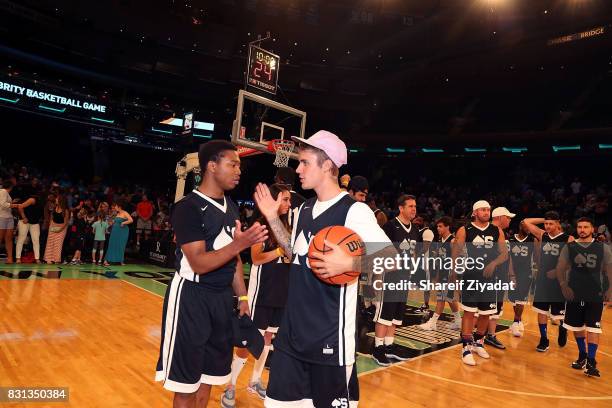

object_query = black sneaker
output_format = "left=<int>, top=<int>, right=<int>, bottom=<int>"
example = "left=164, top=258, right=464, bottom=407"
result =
left=558, top=325, right=567, bottom=347
left=536, top=337, right=550, bottom=352
left=385, top=344, right=410, bottom=361
left=585, top=359, right=600, bottom=377
left=484, top=334, right=506, bottom=350
left=571, top=354, right=587, bottom=370
left=416, top=304, right=430, bottom=314
left=372, top=345, right=391, bottom=366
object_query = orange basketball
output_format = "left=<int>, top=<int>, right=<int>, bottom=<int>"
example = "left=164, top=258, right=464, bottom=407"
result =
left=308, top=225, right=365, bottom=285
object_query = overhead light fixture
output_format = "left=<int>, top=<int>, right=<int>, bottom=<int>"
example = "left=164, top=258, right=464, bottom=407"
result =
left=503, top=147, right=528, bottom=153
left=552, top=145, right=580, bottom=152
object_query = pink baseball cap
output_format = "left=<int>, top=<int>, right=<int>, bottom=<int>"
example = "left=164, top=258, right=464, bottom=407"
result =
left=292, top=130, right=347, bottom=168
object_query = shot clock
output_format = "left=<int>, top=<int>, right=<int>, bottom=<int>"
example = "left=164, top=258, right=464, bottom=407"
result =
left=247, top=45, right=280, bottom=95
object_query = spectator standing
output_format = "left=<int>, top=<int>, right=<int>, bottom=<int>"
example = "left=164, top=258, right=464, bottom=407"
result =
left=44, top=195, right=69, bottom=264
left=104, top=200, right=133, bottom=266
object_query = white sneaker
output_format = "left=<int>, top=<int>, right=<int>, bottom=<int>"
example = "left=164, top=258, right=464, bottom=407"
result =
left=419, top=319, right=437, bottom=331
left=471, top=341, right=490, bottom=359
left=511, top=322, right=523, bottom=337
left=449, top=320, right=461, bottom=330
left=462, top=346, right=476, bottom=366
left=247, top=380, right=266, bottom=400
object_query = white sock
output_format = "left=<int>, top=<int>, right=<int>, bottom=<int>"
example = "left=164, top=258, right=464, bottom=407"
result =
left=384, top=336, right=394, bottom=346
left=99, top=250, right=104, bottom=260
left=431, top=313, right=440, bottom=322
left=250, top=345, right=271, bottom=384
left=230, top=356, right=247, bottom=386
left=91, top=251, right=96, bottom=261
left=454, top=311, right=462, bottom=322
left=375, top=337, right=384, bottom=347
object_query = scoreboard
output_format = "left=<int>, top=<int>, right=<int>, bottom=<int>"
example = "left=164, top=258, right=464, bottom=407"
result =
left=246, top=45, right=280, bottom=95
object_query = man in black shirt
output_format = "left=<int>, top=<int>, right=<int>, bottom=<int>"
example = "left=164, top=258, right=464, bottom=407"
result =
left=155, top=140, right=268, bottom=407
left=557, top=217, right=612, bottom=378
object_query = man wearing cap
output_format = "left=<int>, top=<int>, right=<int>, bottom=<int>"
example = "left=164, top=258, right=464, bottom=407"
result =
left=452, top=200, right=508, bottom=366
left=522, top=211, right=572, bottom=352
left=484, top=207, right=517, bottom=350
left=254, top=130, right=393, bottom=407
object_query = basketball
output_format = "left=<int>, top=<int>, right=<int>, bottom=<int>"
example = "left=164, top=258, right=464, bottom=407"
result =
left=308, top=225, right=365, bottom=285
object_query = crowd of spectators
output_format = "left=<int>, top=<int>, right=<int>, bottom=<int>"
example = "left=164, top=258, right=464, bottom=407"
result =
left=0, top=162, right=173, bottom=264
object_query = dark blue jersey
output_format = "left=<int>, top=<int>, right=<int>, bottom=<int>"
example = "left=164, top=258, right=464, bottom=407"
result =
left=171, top=190, right=239, bottom=289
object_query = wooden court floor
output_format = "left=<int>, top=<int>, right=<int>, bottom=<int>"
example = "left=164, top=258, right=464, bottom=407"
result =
left=1, top=278, right=611, bottom=407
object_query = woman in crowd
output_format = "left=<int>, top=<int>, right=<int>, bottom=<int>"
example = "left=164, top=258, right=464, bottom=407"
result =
left=0, top=180, right=18, bottom=263
left=104, top=200, right=133, bottom=266
left=44, top=195, right=69, bottom=264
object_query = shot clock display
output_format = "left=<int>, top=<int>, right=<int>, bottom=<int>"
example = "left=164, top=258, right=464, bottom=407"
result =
left=247, top=45, right=280, bottom=95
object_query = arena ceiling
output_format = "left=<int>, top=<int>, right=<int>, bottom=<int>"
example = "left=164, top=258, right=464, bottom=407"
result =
left=1, top=0, right=612, bottom=145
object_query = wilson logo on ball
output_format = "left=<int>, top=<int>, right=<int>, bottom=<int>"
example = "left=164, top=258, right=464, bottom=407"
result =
left=308, top=225, right=365, bottom=285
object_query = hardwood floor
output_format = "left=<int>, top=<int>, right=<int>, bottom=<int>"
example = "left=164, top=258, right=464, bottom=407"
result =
left=1, top=279, right=610, bottom=407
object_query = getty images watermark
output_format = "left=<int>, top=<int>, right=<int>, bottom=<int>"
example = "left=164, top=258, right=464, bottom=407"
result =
left=370, top=253, right=516, bottom=292
left=358, top=242, right=519, bottom=302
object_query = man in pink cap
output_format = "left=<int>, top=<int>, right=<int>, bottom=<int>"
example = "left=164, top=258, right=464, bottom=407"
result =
left=254, top=130, right=392, bottom=407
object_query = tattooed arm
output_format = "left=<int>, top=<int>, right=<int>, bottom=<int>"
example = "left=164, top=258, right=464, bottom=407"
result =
left=254, top=183, right=293, bottom=256
left=267, top=216, right=292, bottom=257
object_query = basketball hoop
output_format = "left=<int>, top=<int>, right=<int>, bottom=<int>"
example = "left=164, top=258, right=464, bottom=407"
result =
left=270, top=139, right=295, bottom=167
left=236, top=145, right=262, bottom=158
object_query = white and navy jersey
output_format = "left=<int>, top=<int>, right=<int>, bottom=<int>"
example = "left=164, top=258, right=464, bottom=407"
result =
left=382, top=218, right=421, bottom=256
left=508, top=234, right=534, bottom=278
left=538, top=232, right=569, bottom=280
left=431, top=233, right=454, bottom=275
left=170, top=190, right=239, bottom=290
left=248, top=241, right=290, bottom=308
left=275, top=191, right=391, bottom=367
left=562, top=240, right=612, bottom=301
left=465, top=223, right=502, bottom=272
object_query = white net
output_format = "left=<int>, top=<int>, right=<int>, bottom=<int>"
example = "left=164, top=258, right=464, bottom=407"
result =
left=272, top=140, right=295, bottom=167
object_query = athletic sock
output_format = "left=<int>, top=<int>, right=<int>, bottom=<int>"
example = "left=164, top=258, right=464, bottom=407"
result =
left=473, top=332, right=484, bottom=343
left=461, top=335, right=473, bottom=347
left=430, top=313, right=440, bottom=323
left=587, top=343, right=598, bottom=360
left=538, top=323, right=548, bottom=340
left=375, top=337, right=384, bottom=347
left=514, top=317, right=521, bottom=323
left=230, top=356, right=247, bottom=386
left=576, top=336, right=586, bottom=356
left=250, top=345, right=270, bottom=384
left=453, top=311, right=462, bottom=322
left=384, top=336, right=394, bottom=346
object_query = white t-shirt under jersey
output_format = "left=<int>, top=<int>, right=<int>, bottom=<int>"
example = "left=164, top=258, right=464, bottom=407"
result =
left=295, top=191, right=392, bottom=246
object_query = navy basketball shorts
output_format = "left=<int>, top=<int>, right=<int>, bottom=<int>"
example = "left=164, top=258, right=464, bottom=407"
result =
left=563, top=301, right=603, bottom=334
left=155, top=274, right=234, bottom=393
left=264, top=348, right=359, bottom=408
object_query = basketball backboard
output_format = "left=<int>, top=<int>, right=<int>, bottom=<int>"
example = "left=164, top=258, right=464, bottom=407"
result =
left=231, top=90, right=306, bottom=160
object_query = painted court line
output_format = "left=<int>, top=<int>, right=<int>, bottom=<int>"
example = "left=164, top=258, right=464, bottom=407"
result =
left=523, top=328, right=611, bottom=358
left=121, top=279, right=164, bottom=298
left=392, top=364, right=612, bottom=400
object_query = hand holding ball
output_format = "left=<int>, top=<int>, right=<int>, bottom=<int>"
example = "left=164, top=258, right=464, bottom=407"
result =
left=308, top=226, right=365, bottom=285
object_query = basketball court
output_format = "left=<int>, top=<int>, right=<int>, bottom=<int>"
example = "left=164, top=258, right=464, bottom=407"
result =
left=1, top=2, right=612, bottom=407
left=1, top=263, right=610, bottom=407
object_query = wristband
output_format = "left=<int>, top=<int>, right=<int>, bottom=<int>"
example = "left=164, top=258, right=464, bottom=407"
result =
left=238, top=295, right=248, bottom=302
